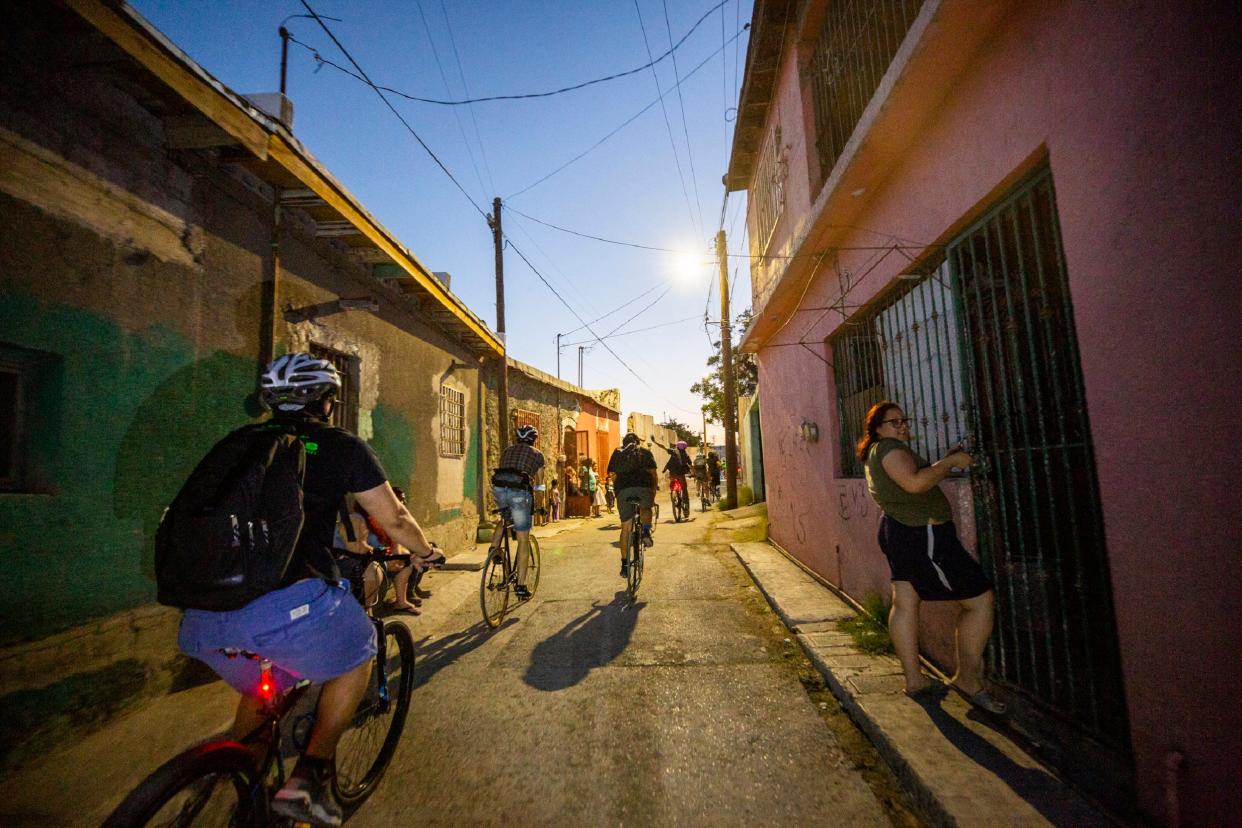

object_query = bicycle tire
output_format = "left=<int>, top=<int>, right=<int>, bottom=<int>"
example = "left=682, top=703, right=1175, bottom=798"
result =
left=650, top=503, right=660, bottom=533
left=334, top=620, right=415, bottom=807
left=480, top=547, right=510, bottom=629
left=102, top=741, right=260, bottom=828
left=626, top=522, right=643, bottom=599
left=524, top=535, right=542, bottom=597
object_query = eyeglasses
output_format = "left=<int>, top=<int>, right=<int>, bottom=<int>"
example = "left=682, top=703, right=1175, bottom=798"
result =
left=881, top=417, right=913, bottom=428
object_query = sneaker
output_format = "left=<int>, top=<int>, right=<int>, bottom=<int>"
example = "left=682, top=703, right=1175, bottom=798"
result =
left=514, top=584, right=531, bottom=600
left=272, top=757, right=342, bottom=827
left=619, top=560, right=629, bottom=577
left=642, top=527, right=654, bottom=548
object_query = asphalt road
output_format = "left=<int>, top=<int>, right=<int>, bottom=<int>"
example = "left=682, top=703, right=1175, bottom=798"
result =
left=351, top=497, right=894, bottom=826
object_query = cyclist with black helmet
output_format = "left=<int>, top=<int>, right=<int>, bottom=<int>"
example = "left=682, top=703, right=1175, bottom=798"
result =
left=175, top=352, right=444, bottom=827
left=491, top=424, right=545, bottom=600
left=607, top=432, right=659, bottom=576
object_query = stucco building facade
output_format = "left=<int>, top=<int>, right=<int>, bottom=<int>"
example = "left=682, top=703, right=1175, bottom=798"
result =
left=0, top=0, right=503, bottom=771
left=727, top=1, right=1241, bottom=823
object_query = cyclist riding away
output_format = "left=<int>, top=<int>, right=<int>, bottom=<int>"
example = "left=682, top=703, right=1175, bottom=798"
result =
left=692, top=449, right=709, bottom=500
left=664, top=440, right=692, bottom=513
left=707, top=449, right=722, bottom=498
left=173, top=352, right=443, bottom=827
left=607, top=432, right=658, bottom=576
left=491, top=424, right=545, bottom=600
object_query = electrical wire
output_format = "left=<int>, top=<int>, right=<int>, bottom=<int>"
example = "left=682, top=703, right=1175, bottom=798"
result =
left=562, top=314, right=700, bottom=347
left=662, top=0, right=706, bottom=238
left=297, top=0, right=487, bottom=220
left=414, top=0, right=488, bottom=200
left=287, top=1, right=726, bottom=106
left=561, top=284, right=663, bottom=336
left=438, top=0, right=497, bottom=194
left=633, top=0, right=700, bottom=241
left=504, top=27, right=746, bottom=199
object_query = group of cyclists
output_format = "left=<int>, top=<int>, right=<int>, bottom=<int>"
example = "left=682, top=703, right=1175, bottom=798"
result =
left=158, top=352, right=722, bottom=826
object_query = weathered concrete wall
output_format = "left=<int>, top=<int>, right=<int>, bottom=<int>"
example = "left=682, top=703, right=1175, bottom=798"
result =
left=746, top=1, right=1242, bottom=822
left=0, top=2, right=487, bottom=770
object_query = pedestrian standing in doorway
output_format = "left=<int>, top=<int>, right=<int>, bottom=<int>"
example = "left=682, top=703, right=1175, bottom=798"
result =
left=859, top=401, right=1006, bottom=714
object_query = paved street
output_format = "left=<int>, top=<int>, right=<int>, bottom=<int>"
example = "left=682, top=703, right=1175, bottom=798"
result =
left=352, top=497, right=896, bottom=826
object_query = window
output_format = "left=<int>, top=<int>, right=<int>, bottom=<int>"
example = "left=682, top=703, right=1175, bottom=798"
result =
left=809, top=0, right=925, bottom=185
left=512, top=408, right=541, bottom=437
left=309, top=344, right=359, bottom=433
left=750, top=122, right=786, bottom=254
left=0, top=344, right=58, bottom=493
left=440, top=385, right=466, bottom=457
left=575, top=430, right=590, bottom=460
left=831, top=263, right=966, bottom=476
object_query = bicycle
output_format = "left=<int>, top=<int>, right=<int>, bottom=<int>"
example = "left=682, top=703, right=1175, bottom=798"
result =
left=622, top=496, right=648, bottom=599
left=670, top=476, right=690, bottom=522
left=480, top=505, right=542, bottom=629
left=104, top=550, right=419, bottom=827
left=696, top=474, right=713, bottom=512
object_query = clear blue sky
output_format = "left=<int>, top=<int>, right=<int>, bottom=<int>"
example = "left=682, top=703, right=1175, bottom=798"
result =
left=131, top=0, right=753, bottom=440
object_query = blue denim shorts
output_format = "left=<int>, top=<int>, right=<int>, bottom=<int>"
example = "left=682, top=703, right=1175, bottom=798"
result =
left=492, top=486, right=533, bottom=531
left=178, top=578, right=377, bottom=697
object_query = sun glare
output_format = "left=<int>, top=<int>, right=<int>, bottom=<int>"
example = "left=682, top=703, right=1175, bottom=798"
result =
left=670, top=249, right=706, bottom=283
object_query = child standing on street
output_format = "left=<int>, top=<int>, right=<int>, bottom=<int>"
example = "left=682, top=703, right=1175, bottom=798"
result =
left=550, top=479, right=561, bottom=522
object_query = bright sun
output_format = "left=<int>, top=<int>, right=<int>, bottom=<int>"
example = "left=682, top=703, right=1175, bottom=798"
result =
left=670, top=249, right=704, bottom=283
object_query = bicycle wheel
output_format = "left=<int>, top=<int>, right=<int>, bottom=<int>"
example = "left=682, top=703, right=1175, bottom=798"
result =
left=480, top=546, right=510, bottom=629
left=650, top=503, right=660, bottom=533
left=626, top=527, right=643, bottom=599
left=523, top=535, right=542, bottom=597
left=102, top=742, right=259, bottom=828
left=334, top=620, right=415, bottom=807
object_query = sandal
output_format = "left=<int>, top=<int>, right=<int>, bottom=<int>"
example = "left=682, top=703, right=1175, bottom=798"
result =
left=953, top=684, right=1007, bottom=714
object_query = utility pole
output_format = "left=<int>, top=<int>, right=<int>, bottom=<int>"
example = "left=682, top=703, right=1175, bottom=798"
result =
left=490, top=197, right=509, bottom=446
left=717, top=230, right=738, bottom=509
left=577, top=345, right=584, bottom=387
left=556, top=332, right=562, bottom=379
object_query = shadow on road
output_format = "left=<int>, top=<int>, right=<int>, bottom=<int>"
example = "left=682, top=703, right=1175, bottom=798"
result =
left=523, top=593, right=644, bottom=692
left=413, top=619, right=516, bottom=687
left=910, top=696, right=1098, bottom=826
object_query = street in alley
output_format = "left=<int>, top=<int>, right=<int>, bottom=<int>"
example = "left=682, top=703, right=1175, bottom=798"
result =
left=353, top=496, right=894, bottom=825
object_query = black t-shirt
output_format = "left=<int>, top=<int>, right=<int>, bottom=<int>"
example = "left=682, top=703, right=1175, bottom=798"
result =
left=608, top=445, right=657, bottom=490
left=707, top=453, right=721, bottom=474
left=664, top=448, right=691, bottom=476
left=273, top=417, right=388, bottom=585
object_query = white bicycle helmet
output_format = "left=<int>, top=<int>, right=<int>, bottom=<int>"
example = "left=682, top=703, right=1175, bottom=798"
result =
left=515, top=424, right=538, bottom=444
left=260, top=352, right=341, bottom=412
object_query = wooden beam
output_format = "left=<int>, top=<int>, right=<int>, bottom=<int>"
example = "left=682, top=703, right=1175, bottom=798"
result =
left=279, top=188, right=328, bottom=208
left=314, top=220, right=363, bottom=238
left=63, top=0, right=269, bottom=160
left=163, top=113, right=238, bottom=150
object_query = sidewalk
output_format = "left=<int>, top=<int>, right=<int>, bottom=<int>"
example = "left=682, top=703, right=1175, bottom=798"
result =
left=731, top=541, right=1111, bottom=828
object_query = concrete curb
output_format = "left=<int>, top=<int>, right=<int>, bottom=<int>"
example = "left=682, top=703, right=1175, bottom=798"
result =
left=731, top=541, right=1109, bottom=828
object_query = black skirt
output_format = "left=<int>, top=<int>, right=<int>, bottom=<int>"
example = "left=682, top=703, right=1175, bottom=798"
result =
left=877, top=515, right=992, bottom=601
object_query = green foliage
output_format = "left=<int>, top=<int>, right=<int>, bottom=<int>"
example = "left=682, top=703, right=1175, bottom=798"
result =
left=714, top=485, right=755, bottom=510
left=836, top=591, right=895, bottom=655
left=691, top=309, right=758, bottom=425
left=658, top=418, right=701, bottom=446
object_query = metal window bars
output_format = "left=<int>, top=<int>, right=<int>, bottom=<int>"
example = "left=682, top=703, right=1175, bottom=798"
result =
left=439, top=385, right=466, bottom=457
left=809, top=0, right=925, bottom=185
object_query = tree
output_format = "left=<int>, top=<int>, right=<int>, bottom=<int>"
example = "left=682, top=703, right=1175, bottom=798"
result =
left=691, top=309, right=758, bottom=426
left=658, top=419, right=701, bottom=447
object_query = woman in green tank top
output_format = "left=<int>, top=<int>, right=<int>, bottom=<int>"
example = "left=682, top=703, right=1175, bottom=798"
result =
left=859, top=401, right=1006, bottom=714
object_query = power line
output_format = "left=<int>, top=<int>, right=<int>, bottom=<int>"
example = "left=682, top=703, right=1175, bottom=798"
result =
left=633, top=0, right=699, bottom=241
left=437, top=0, right=497, bottom=194
left=562, top=314, right=700, bottom=347
left=297, top=0, right=486, bottom=220
left=562, top=283, right=663, bottom=336
left=504, top=27, right=746, bottom=200
left=506, top=205, right=677, bottom=252
left=287, top=1, right=726, bottom=107
left=414, top=0, right=488, bottom=200
left=600, top=286, right=670, bottom=339
left=662, top=0, right=706, bottom=237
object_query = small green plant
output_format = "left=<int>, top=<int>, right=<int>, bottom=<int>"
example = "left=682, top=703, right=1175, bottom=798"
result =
left=836, top=591, right=894, bottom=655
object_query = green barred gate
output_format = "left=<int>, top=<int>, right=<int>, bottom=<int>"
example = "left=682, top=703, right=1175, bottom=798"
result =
left=833, top=167, right=1129, bottom=773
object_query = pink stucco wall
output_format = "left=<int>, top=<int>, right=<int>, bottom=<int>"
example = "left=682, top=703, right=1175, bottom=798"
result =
left=750, top=2, right=1242, bottom=823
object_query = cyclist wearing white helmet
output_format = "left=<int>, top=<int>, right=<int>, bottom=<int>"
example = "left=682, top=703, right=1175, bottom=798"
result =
left=491, top=423, right=545, bottom=599
left=177, top=351, right=444, bottom=826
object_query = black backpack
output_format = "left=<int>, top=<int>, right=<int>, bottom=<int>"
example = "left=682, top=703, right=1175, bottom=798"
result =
left=610, top=445, right=645, bottom=477
left=155, top=423, right=308, bottom=611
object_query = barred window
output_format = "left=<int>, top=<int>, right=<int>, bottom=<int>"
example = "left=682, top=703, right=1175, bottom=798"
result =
left=439, top=385, right=466, bottom=457
left=832, top=262, right=966, bottom=476
left=513, top=408, right=540, bottom=436
left=750, top=123, right=786, bottom=254
left=309, top=343, right=358, bottom=434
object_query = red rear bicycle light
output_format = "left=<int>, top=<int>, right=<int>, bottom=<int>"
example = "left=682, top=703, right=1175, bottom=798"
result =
left=258, top=660, right=274, bottom=701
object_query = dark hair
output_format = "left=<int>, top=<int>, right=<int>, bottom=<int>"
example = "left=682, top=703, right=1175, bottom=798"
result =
left=856, top=401, right=902, bottom=462
left=391, top=486, right=406, bottom=503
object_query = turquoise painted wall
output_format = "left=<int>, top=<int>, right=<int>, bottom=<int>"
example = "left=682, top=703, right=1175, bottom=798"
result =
left=369, top=404, right=415, bottom=494
left=0, top=294, right=255, bottom=645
